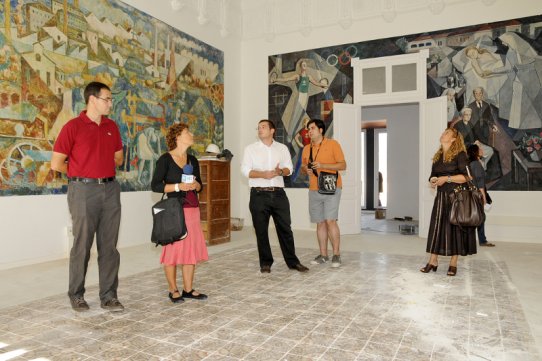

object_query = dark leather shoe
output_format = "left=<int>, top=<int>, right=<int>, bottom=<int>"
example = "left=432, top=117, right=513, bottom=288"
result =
left=70, top=297, right=89, bottom=312
left=168, top=290, right=184, bottom=303
left=260, top=265, right=271, bottom=273
left=289, top=263, right=309, bottom=272
left=182, top=289, right=208, bottom=300
left=100, top=298, right=124, bottom=312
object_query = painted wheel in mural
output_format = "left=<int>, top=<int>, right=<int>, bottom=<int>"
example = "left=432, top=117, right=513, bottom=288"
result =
left=208, top=84, right=224, bottom=112
left=0, top=142, right=50, bottom=185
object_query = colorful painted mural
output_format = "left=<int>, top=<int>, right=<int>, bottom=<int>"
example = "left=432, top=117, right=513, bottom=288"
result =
left=269, top=15, right=542, bottom=191
left=0, top=0, right=224, bottom=196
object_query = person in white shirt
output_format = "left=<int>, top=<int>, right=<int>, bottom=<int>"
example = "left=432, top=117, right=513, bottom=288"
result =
left=241, top=120, right=309, bottom=274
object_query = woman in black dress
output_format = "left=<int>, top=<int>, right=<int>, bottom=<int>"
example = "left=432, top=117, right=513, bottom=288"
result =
left=421, top=127, right=477, bottom=276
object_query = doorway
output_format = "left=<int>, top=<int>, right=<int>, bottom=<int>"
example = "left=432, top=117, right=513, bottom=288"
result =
left=361, top=103, right=420, bottom=220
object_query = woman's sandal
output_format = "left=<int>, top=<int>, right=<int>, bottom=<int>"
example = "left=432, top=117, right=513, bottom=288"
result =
left=420, top=263, right=438, bottom=273
left=447, top=266, right=457, bottom=276
left=168, top=290, right=184, bottom=303
left=182, top=289, right=208, bottom=300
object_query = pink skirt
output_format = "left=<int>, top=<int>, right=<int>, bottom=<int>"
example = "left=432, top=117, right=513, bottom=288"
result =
left=160, top=207, right=209, bottom=265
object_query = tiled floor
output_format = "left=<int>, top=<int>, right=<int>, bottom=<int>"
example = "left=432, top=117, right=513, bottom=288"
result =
left=0, top=237, right=540, bottom=360
left=1, top=213, right=541, bottom=360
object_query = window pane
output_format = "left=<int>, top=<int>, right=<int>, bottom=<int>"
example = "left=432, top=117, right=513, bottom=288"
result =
left=392, top=63, right=417, bottom=92
left=362, top=67, right=386, bottom=94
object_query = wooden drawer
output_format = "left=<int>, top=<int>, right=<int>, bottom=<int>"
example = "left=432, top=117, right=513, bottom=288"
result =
left=211, top=162, right=229, bottom=180
left=210, top=180, right=229, bottom=200
left=210, top=200, right=229, bottom=219
left=208, top=219, right=230, bottom=239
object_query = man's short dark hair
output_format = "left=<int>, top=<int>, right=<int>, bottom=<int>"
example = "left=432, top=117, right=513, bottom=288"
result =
left=258, top=119, right=276, bottom=131
left=307, top=118, right=325, bottom=134
left=84, top=82, right=111, bottom=104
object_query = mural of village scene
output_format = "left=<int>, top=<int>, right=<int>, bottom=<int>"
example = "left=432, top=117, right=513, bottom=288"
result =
left=0, top=0, right=224, bottom=196
left=269, top=15, right=542, bottom=191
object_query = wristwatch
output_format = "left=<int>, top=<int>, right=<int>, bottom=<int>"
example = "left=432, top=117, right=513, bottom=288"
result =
left=174, top=183, right=180, bottom=192
left=447, top=176, right=452, bottom=183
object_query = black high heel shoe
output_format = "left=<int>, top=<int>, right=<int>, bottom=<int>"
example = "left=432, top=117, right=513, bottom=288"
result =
left=447, top=266, right=457, bottom=276
left=168, top=290, right=184, bottom=303
left=420, top=263, right=438, bottom=273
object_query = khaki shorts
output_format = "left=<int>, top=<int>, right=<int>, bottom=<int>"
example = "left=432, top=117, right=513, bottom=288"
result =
left=309, top=188, right=342, bottom=223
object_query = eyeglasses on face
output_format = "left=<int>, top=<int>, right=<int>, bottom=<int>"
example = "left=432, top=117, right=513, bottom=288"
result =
left=96, top=96, right=113, bottom=103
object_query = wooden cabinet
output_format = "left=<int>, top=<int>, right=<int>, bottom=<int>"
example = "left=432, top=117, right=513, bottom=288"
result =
left=198, top=159, right=230, bottom=245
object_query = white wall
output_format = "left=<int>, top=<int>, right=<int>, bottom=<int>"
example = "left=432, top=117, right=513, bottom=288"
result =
left=0, top=0, right=243, bottom=270
left=2, top=1, right=542, bottom=270
left=362, top=104, right=419, bottom=220
left=239, top=1, right=542, bottom=242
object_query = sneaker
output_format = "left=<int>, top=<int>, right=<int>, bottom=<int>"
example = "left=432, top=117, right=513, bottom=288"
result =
left=331, top=255, right=342, bottom=268
left=70, top=297, right=89, bottom=312
left=101, top=298, right=124, bottom=312
left=310, top=255, right=329, bottom=265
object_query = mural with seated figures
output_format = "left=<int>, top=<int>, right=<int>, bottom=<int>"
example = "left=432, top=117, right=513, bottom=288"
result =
left=0, top=0, right=224, bottom=196
left=269, top=15, right=542, bottom=191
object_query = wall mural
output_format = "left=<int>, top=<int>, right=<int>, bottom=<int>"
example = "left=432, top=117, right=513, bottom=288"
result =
left=269, top=15, right=542, bottom=191
left=0, top=0, right=224, bottom=196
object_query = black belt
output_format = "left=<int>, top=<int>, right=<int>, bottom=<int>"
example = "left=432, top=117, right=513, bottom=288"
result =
left=252, top=187, right=282, bottom=192
left=69, top=177, right=116, bottom=184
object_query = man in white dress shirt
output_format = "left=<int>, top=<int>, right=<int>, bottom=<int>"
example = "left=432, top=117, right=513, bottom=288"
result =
left=241, top=120, right=309, bottom=273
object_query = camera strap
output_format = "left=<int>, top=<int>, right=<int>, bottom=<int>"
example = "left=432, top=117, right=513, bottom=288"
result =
left=309, top=138, right=323, bottom=163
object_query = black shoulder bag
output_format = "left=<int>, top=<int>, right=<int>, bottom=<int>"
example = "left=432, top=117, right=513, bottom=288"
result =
left=151, top=157, right=188, bottom=246
left=309, top=139, right=338, bottom=195
left=151, top=195, right=188, bottom=246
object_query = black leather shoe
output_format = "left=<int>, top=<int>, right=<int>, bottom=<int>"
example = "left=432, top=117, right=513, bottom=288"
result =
left=168, top=290, right=184, bottom=303
left=260, top=265, right=271, bottom=273
left=182, top=289, right=208, bottom=300
left=289, top=263, right=309, bottom=272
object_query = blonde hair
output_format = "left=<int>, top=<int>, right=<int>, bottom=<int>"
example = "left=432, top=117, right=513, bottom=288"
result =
left=432, top=127, right=466, bottom=163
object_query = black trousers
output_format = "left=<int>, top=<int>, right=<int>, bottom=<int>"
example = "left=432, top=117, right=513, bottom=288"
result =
left=249, top=188, right=300, bottom=268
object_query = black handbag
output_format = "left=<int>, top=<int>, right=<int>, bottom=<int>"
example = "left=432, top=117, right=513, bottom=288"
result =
left=309, top=139, right=338, bottom=195
left=317, top=171, right=338, bottom=195
left=151, top=194, right=188, bottom=246
left=449, top=166, right=485, bottom=227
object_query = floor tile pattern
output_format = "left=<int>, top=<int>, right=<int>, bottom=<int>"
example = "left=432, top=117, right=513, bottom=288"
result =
left=0, top=245, right=539, bottom=360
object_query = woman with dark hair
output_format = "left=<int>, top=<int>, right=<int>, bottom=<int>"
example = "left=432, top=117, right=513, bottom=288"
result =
left=421, top=128, right=477, bottom=276
left=467, top=143, right=495, bottom=247
left=151, top=123, right=208, bottom=303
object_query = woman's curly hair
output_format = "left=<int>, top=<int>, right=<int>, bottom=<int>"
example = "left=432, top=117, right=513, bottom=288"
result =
left=165, top=123, right=188, bottom=151
left=433, top=127, right=466, bottom=163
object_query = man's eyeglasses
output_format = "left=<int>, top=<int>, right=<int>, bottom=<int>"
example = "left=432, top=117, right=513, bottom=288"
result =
left=96, top=96, right=113, bottom=103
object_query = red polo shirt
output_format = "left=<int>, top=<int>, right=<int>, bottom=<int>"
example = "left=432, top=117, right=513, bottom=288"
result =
left=53, top=111, right=123, bottom=178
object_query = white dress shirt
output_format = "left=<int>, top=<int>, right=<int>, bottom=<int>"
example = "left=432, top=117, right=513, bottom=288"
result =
left=241, top=140, right=293, bottom=188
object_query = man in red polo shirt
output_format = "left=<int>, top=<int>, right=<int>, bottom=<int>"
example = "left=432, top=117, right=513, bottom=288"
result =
left=51, top=82, right=124, bottom=312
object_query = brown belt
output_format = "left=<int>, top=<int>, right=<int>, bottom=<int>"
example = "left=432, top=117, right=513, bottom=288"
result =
left=252, top=187, right=281, bottom=192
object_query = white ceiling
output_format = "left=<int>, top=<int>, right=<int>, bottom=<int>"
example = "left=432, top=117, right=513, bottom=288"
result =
left=168, top=0, right=498, bottom=40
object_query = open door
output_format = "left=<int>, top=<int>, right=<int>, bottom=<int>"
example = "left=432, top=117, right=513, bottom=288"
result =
left=332, top=103, right=362, bottom=234
left=419, top=96, right=447, bottom=237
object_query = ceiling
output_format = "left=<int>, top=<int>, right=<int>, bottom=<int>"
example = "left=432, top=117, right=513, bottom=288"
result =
left=168, top=0, right=498, bottom=41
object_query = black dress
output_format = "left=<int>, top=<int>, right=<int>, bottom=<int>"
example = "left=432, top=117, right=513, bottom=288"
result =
left=426, top=151, right=477, bottom=256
